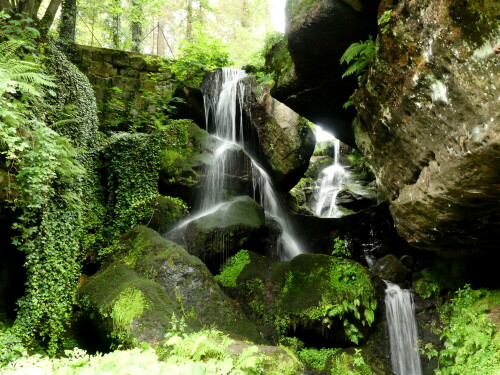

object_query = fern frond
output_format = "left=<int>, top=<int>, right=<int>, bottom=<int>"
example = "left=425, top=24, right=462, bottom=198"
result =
left=0, top=40, right=25, bottom=60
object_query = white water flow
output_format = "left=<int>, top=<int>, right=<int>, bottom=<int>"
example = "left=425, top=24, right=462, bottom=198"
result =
left=200, top=68, right=302, bottom=260
left=313, top=138, right=350, bottom=218
left=385, top=282, right=422, bottom=375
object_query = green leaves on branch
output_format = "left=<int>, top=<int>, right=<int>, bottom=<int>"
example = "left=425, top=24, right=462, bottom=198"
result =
left=169, top=29, right=231, bottom=87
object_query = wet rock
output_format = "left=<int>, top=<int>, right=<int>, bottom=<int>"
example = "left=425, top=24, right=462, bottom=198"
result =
left=184, top=196, right=267, bottom=272
left=158, top=121, right=253, bottom=206
left=336, top=186, right=377, bottom=212
left=200, top=69, right=315, bottom=192
left=241, top=77, right=316, bottom=191
left=353, top=0, right=500, bottom=256
left=400, top=255, right=415, bottom=271
left=291, top=203, right=410, bottom=258
left=266, top=0, right=379, bottom=146
left=372, top=254, right=409, bottom=284
left=79, top=226, right=263, bottom=346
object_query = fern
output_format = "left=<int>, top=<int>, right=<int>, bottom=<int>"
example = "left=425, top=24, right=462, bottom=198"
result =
left=339, top=37, right=376, bottom=108
left=340, top=37, right=376, bottom=84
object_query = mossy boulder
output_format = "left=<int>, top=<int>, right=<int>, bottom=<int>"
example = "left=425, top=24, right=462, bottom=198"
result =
left=79, top=226, right=263, bottom=346
left=216, top=251, right=378, bottom=346
left=184, top=196, right=267, bottom=272
left=372, top=254, right=409, bottom=284
left=79, top=262, right=180, bottom=346
left=277, top=254, right=378, bottom=345
left=158, top=120, right=216, bottom=206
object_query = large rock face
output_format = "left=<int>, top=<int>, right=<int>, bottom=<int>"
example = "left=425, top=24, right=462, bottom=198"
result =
left=354, top=0, right=500, bottom=257
left=266, top=0, right=379, bottom=146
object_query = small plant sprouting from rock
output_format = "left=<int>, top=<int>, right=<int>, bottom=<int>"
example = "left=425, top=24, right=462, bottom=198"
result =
left=340, top=37, right=376, bottom=108
left=332, top=237, right=350, bottom=257
left=378, top=10, right=393, bottom=34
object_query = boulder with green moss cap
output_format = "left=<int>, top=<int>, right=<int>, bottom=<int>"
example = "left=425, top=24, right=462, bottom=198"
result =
left=79, top=226, right=263, bottom=347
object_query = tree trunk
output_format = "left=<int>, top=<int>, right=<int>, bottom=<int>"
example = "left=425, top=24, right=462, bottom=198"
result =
left=111, top=14, right=120, bottom=48
left=40, top=0, right=62, bottom=31
left=58, top=0, right=76, bottom=42
left=186, top=0, right=193, bottom=41
left=131, top=21, right=142, bottom=52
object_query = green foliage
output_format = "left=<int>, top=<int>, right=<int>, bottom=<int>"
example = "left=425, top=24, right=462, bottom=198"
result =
left=346, top=150, right=374, bottom=181
left=215, top=250, right=251, bottom=288
left=435, top=286, right=500, bottom=375
left=332, top=237, right=350, bottom=257
left=329, top=349, right=373, bottom=375
left=3, top=324, right=301, bottom=374
left=340, top=37, right=376, bottom=108
left=169, top=28, right=231, bottom=87
left=280, top=257, right=377, bottom=344
left=414, top=269, right=442, bottom=299
left=0, top=321, right=28, bottom=367
left=0, top=31, right=89, bottom=353
left=299, top=348, right=339, bottom=371
left=103, top=132, right=165, bottom=238
left=378, top=10, right=393, bottom=34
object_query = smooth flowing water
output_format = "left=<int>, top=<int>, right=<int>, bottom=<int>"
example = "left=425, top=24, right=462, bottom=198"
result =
left=313, top=138, right=350, bottom=218
left=385, top=282, right=422, bottom=375
left=198, top=67, right=303, bottom=260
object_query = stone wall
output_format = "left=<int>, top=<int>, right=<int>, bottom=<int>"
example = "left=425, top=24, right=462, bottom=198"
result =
left=69, top=44, right=174, bottom=126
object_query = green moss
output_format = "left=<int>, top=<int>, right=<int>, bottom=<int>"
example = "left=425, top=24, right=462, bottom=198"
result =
left=216, top=253, right=376, bottom=345
left=214, top=250, right=251, bottom=288
left=111, top=288, right=148, bottom=334
left=264, top=35, right=295, bottom=88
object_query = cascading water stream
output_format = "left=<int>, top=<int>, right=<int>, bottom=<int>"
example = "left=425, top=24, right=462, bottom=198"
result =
left=384, top=282, right=422, bottom=375
left=313, top=138, right=350, bottom=218
left=197, top=67, right=303, bottom=260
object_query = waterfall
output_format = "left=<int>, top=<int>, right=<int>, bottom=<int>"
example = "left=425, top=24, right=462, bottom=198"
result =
left=384, top=282, right=422, bottom=375
left=198, top=67, right=303, bottom=260
left=313, top=138, right=350, bottom=218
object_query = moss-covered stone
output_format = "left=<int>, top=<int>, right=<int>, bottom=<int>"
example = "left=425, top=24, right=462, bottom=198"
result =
left=247, top=83, right=316, bottom=191
left=111, top=226, right=263, bottom=344
left=79, top=262, right=180, bottom=346
left=158, top=120, right=217, bottom=206
left=278, top=255, right=377, bottom=345
left=184, top=196, right=267, bottom=271
left=215, top=251, right=378, bottom=346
